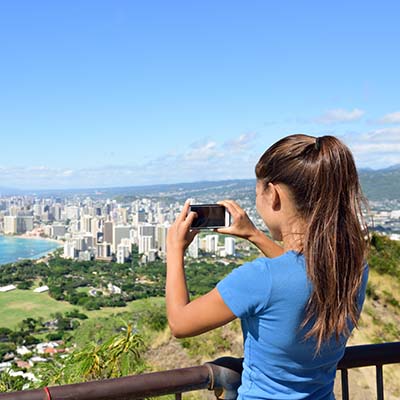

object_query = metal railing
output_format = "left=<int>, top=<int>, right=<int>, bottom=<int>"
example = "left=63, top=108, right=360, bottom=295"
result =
left=0, top=342, right=399, bottom=400
left=337, top=342, right=400, bottom=400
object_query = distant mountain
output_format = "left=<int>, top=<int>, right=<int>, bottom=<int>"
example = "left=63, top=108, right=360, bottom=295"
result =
left=2, top=165, right=399, bottom=202
left=0, top=186, right=24, bottom=196
left=359, top=165, right=400, bottom=201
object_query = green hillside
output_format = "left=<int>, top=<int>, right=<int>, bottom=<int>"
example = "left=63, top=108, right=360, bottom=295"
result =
left=359, top=166, right=400, bottom=201
left=1, top=233, right=399, bottom=398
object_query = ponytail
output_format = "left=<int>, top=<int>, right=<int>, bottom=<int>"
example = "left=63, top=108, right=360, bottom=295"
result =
left=255, top=134, right=369, bottom=352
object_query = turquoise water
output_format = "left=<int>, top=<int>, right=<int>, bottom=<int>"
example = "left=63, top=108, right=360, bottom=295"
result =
left=0, top=235, right=61, bottom=265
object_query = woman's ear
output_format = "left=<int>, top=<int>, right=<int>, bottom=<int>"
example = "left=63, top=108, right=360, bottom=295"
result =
left=268, top=183, right=281, bottom=211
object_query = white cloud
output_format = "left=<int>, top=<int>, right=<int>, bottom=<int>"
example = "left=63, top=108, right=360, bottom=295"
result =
left=1, top=133, right=259, bottom=189
left=379, top=111, right=400, bottom=124
left=183, top=141, right=221, bottom=161
left=340, top=128, right=400, bottom=169
left=2, top=127, right=399, bottom=190
left=224, top=132, right=258, bottom=152
left=316, top=108, right=365, bottom=124
left=363, top=127, right=400, bottom=143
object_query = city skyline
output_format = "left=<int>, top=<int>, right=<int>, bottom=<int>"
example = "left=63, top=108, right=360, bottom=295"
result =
left=1, top=1, right=400, bottom=189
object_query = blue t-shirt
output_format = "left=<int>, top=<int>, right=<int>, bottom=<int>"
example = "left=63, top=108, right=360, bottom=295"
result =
left=217, top=250, right=369, bottom=400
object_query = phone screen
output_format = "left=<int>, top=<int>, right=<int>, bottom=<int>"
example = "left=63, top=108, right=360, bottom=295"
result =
left=190, top=204, right=226, bottom=229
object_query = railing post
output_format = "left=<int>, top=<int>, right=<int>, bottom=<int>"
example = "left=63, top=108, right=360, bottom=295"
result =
left=340, top=369, right=349, bottom=400
left=376, top=365, right=384, bottom=400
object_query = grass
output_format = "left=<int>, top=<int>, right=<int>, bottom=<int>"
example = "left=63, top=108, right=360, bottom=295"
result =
left=0, top=289, right=78, bottom=328
left=0, top=289, right=165, bottom=329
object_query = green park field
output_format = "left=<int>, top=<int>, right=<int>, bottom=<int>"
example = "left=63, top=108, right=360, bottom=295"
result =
left=0, top=289, right=164, bottom=329
left=0, top=289, right=79, bottom=328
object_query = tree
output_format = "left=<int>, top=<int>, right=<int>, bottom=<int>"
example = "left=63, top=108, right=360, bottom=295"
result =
left=16, top=281, right=33, bottom=290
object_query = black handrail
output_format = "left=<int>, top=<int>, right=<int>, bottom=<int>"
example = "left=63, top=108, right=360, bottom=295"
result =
left=337, top=342, right=400, bottom=400
left=0, top=342, right=399, bottom=400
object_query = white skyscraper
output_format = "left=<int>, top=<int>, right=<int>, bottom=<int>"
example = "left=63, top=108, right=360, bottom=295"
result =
left=117, top=242, right=131, bottom=264
left=51, top=224, right=66, bottom=239
left=33, top=204, right=42, bottom=218
left=188, top=235, right=199, bottom=258
left=81, top=215, right=92, bottom=234
left=156, top=223, right=169, bottom=253
left=138, top=224, right=156, bottom=249
left=63, top=240, right=76, bottom=259
left=53, top=204, right=62, bottom=221
left=139, top=235, right=154, bottom=255
left=113, top=225, right=132, bottom=252
left=66, top=206, right=80, bottom=220
left=97, top=242, right=112, bottom=260
left=4, top=216, right=17, bottom=234
left=205, top=235, right=219, bottom=253
left=133, top=210, right=147, bottom=227
left=4, top=216, right=34, bottom=234
left=225, top=237, right=236, bottom=256
left=103, top=221, right=113, bottom=244
left=90, top=217, right=100, bottom=236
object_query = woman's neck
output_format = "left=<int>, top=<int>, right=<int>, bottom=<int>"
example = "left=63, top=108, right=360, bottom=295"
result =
left=280, top=216, right=306, bottom=253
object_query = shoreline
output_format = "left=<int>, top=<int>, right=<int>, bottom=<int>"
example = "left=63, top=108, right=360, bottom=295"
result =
left=0, top=233, right=63, bottom=245
left=0, top=235, right=63, bottom=266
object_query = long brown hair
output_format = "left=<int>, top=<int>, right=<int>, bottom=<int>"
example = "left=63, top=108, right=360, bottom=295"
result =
left=255, top=134, right=369, bottom=352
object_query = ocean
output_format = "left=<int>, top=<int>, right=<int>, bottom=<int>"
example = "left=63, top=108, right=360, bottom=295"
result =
left=0, top=235, right=61, bottom=265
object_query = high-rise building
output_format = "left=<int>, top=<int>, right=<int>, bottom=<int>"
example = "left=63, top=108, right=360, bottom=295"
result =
left=81, top=215, right=92, bottom=234
left=74, top=237, right=87, bottom=251
left=97, top=242, right=112, bottom=259
left=63, top=240, right=77, bottom=259
left=9, top=206, right=19, bottom=217
left=103, top=221, right=113, bottom=244
left=113, top=225, right=131, bottom=252
left=156, top=223, right=169, bottom=253
left=139, top=235, right=153, bottom=255
left=205, top=235, right=219, bottom=253
left=117, top=242, right=131, bottom=264
left=138, top=224, right=156, bottom=249
left=133, top=210, right=147, bottom=226
left=117, top=207, right=128, bottom=224
left=4, top=216, right=17, bottom=234
left=4, top=216, right=34, bottom=234
left=188, top=235, right=199, bottom=258
left=65, top=206, right=80, bottom=220
left=83, top=234, right=95, bottom=250
left=51, top=224, right=66, bottom=239
left=53, top=204, right=62, bottom=221
left=224, top=237, right=236, bottom=256
left=33, top=204, right=42, bottom=218
left=90, top=217, right=100, bottom=236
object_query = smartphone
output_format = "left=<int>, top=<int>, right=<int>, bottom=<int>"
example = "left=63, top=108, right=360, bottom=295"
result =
left=189, top=204, right=231, bottom=229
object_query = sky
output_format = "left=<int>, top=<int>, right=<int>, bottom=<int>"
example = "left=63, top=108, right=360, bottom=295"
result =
left=0, top=1, right=399, bottom=190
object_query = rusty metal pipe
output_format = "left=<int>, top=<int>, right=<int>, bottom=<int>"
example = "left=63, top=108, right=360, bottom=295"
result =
left=0, top=365, right=211, bottom=400
left=1, top=342, right=399, bottom=400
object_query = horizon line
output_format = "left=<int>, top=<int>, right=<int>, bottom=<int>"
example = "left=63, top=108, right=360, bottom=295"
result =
left=0, top=163, right=399, bottom=194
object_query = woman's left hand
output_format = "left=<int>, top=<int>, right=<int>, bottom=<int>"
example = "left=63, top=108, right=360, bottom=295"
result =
left=167, top=200, right=199, bottom=252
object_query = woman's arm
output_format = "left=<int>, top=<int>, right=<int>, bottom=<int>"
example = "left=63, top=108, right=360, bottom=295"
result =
left=166, top=200, right=236, bottom=338
left=216, top=200, right=284, bottom=258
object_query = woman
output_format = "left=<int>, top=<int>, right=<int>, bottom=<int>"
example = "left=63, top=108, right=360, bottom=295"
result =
left=166, top=134, right=369, bottom=399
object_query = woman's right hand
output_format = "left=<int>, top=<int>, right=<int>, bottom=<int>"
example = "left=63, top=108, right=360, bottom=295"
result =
left=215, top=200, right=260, bottom=241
